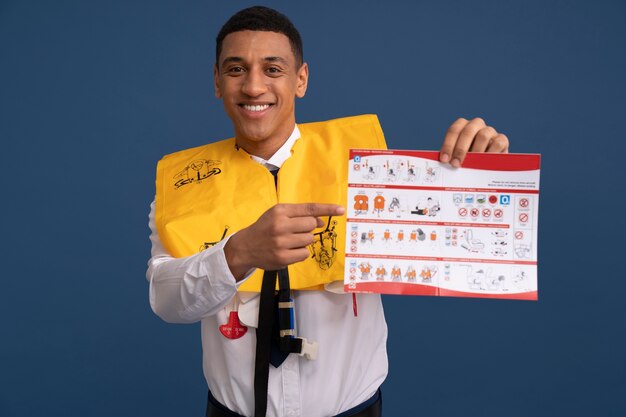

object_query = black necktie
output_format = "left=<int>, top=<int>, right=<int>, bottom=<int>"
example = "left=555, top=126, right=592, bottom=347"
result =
left=268, top=169, right=290, bottom=367
left=254, top=168, right=296, bottom=417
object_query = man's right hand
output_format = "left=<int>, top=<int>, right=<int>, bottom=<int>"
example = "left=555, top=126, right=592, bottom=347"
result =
left=224, top=203, right=345, bottom=280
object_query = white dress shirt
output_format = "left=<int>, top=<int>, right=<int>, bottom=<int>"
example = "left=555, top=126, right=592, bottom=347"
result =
left=146, top=125, right=388, bottom=417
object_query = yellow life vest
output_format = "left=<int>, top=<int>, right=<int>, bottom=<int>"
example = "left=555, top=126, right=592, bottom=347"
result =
left=155, top=114, right=387, bottom=292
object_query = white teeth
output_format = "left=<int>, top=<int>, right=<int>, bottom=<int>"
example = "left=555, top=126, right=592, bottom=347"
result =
left=243, top=104, right=270, bottom=112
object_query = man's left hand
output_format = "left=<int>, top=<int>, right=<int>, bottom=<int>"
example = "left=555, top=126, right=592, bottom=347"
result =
left=439, top=117, right=509, bottom=167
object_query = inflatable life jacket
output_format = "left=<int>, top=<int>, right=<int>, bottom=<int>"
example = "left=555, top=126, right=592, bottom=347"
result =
left=155, top=114, right=387, bottom=292
left=373, top=195, right=385, bottom=210
left=353, top=195, right=369, bottom=213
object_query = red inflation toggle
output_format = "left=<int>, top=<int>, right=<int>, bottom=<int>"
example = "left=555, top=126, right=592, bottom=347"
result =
left=219, top=311, right=248, bottom=339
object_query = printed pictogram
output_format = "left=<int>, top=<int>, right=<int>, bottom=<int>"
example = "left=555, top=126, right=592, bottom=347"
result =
left=519, top=213, right=529, bottom=223
left=519, top=198, right=530, bottom=208
left=494, top=209, right=503, bottom=218
left=470, top=208, right=479, bottom=218
left=411, top=197, right=440, bottom=217
left=458, top=207, right=468, bottom=217
left=373, top=194, right=385, bottom=217
left=515, top=231, right=524, bottom=240
left=359, top=262, right=372, bottom=280
left=388, top=197, right=401, bottom=214
left=375, top=265, right=387, bottom=281
left=174, top=159, right=222, bottom=189
left=482, top=208, right=491, bottom=218
left=353, top=194, right=369, bottom=215
left=309, top=217, right=338, bottom=269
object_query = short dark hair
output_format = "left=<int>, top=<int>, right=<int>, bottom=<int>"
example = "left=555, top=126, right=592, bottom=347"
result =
left=215, top=6, right=303, bottom=67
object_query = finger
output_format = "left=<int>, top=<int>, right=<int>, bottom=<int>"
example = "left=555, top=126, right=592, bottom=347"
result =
left=485, top=134, right=509, bottom=153
left=283, top=216, right=320, bottom=234
left=470, top=126, right=498, bottom=152
left=273, top=247, right=311, bottom=268
left=451, top=118, right=486, bottom=167
left=285, top=203, right=345, bottom=218
left=315, top=216, right=325, bottom=228
left=439, top=118, right=469, bottom=163
left=282, top=232, right=315, bottom=249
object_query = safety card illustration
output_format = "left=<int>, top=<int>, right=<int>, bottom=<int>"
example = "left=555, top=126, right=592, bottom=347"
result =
left=344, top=150, right=541, bottom=300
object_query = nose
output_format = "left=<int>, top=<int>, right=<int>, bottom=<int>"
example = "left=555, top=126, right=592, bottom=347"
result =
left=241, top=67, right=267, bottom=97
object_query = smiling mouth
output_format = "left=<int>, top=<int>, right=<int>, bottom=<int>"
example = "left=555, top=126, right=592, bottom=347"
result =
left=240, top=104, right=272, bottom=112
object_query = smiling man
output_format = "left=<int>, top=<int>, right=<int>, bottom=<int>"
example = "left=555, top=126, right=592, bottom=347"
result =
left=147, top=6, right=508, bottom=417
left=214, top=30, right=308, bottom=160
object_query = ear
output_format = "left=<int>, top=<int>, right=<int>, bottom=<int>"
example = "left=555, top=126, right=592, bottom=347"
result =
left=295, top=62, right=309, bottom=98
left=213, top=64, right=222, bottom=98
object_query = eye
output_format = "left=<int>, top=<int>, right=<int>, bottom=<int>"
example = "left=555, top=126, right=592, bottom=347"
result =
left=225, top=66, right=245, bottom=75
left=266, top=66, right=283, bottom=76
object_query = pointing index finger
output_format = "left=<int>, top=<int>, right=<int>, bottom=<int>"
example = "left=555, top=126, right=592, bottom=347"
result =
left=286, top=203, right=345, bottom=218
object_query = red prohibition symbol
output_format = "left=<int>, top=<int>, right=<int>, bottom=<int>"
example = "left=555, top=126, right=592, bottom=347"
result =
left=515, top=231, right=524, bottom=239
left=470, top=208, right=479, bottom=217
left=458, top=207, right=468, bottom=216
left=519, top=198, right=529, bottom=208
left=494, top=209, right=503, bottom=218
left=519, top=213, right=529, bottom=223
left=482, top=208, right=491, bottom=217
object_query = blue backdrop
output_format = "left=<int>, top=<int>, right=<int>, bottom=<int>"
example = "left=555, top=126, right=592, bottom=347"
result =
left=1, top=1, right=625, bottom=416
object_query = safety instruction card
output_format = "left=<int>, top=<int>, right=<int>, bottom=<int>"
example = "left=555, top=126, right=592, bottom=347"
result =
left=344, top=150, right=541, bottom=300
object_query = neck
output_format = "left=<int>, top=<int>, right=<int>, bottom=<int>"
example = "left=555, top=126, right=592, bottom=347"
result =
left=240, top=138, right=287, bottom=160
left=235, top=121, right=295, bottom=160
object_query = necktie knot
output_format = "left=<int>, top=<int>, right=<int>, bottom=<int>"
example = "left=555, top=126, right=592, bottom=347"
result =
left=270, top=168, right=279, bottom=186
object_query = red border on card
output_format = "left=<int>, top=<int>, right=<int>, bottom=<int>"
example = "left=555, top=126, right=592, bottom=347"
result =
left=346, top=282, right=439, bottom=296
left=345, top=282, right=537, bottom=300
left=438, top=288, right=538, bottom=300
left=350, top=149, right=541, bottom=171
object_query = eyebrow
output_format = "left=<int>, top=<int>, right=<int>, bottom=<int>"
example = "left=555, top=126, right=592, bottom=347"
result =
left=220, top=56, right=290, bottom=67
left=264, top=56, right=289, bottom=66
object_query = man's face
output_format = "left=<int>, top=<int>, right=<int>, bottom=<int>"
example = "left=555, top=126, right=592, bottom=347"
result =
left=214, top=30, right=308, bottom=157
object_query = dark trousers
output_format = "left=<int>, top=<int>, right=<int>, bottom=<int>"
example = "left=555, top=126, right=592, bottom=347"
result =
left=206, top=389, right=382, bottom=417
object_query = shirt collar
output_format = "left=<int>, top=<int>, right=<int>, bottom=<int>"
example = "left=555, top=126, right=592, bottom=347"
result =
left=248, top=125, right=300, bottom=171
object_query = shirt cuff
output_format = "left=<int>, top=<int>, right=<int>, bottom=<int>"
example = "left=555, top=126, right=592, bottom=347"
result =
left=205, top=233, right=256, bottom=288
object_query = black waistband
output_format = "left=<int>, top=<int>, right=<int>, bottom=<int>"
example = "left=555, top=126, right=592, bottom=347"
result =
left=206, top=389, right=382, bottom=417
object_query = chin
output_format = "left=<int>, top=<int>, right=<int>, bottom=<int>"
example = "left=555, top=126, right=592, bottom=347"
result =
left=237, top=126, right=271, bottom=143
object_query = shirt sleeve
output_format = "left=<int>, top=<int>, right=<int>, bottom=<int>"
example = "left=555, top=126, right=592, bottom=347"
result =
left=146, top=199, right=254, bottom=324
